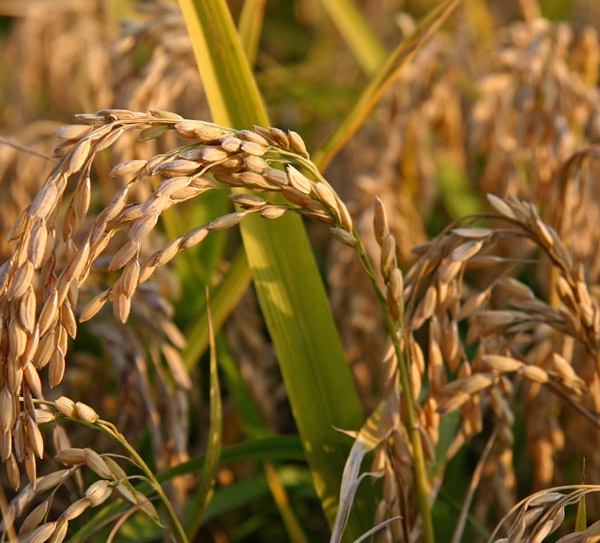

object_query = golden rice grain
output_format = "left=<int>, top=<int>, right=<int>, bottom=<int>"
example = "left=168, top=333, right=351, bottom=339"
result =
left=0, top=388, right=15, bottom=430
left=55, top=397, right=77, bottom=418
left=66, top=138, right=91, bottom=174
left=84, top=448, right=111, bottom=478
left=487, top=193, right=517, bottom=219
left=8, top=262, right=34, bottom=300
left=29, top=183, right=58, bottom=220
left=52, top=124, right=91, bottom=141
left=108, top=241, right=140, bottom=271
left=55, top=448, right=86, bottom=465
left=75, top=403, right=99, bottom=424
left=79, top=289, right=110, bottom=322
left=451, top=240, right=483, bottom=262
left=62, top=498, right=90, bottom=521
left=24, top=364, right=42, bottom=399
left=27, top=521, right=57, bottom=543
left=48, top=349, right=65, bottom=388
left=48, top=518, right=68, bottom=543
left=25, top=450, right=37, bottom=487
left=264, top=168, right=288, bottom=186
left=518, top=364, right=549, bottom=383
left=380, top=235, right=397, bottom=278
left=85, top=480, right=112, bottom=506
left=287, top=130, right=308, bottom=155
left=26, top=416, right=44, bottom=459
left=261, top=207, right=287, bottom=219
left=238, top=129, right=269, bottom=146
left=286, top=166, right=313, bottom=194
left=112, top=291, right=131, bottom=323
left=109, top=159, right=147, bottom=177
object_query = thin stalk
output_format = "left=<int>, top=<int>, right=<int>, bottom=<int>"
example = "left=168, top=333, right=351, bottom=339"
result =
left=41, top=409, right=190, bottom=543
left=0, top=483, right=17, bottom=543
left=350, top=236, right=434, bottom=543
left=92, top=420, right=189, bottom=543
left=317, top=0, right=386, bottom=76
left=451, top=426, right=498, bottom=543
left=238, top=0, right=266, bottom=67
left=263, top=461, right=309, bottom=543
left=0, top=136, right=55, bottom=161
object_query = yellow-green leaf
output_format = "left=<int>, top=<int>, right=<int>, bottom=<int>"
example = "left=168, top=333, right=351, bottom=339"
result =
left=317, top=0, right=386, bottom=76
left=177, top=0, right=370, bottom=538
left=313, top=0, right=462, bottom=170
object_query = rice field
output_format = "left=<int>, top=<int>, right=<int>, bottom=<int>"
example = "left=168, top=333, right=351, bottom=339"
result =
left=1, top=1, right=600, bottom=542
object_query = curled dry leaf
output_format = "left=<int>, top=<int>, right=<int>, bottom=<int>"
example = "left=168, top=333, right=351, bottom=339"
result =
left=330, top=394, right=398, bottom=543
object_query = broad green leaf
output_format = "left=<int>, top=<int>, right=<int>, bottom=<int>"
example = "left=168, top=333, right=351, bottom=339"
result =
left=176, top=0, right=370, bottom=538
left=204, top=465, right=316, bottom=522
left=313, top=0, right=462, bottom=170
left=317, top=0, right=386, bottom=76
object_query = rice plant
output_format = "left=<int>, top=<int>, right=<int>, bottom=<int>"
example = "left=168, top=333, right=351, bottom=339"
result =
left=1, top=1, right=600, bottom=542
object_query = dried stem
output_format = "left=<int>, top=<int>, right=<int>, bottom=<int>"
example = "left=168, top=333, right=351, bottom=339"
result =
left=0, top=483, right=18, bottom=543
left=0, top=136, right=55, bottom=161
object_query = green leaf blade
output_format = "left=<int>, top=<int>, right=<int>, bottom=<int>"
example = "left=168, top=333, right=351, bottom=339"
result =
left=176, top=0, right=371, bottom=538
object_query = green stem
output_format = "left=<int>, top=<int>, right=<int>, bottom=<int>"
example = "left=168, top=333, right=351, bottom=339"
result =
left=96, top=421, right=190, bottom=543
left=40, top=408, right=190, bottom=543
left=352, top=235, right=435, bottom=543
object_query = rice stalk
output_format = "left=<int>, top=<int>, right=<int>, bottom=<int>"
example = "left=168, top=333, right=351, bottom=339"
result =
left=2, top=397, right=188, bottom=543
left=0, top=109, right=429, bottom=540
left=2, top=107, right=600, bottom=541
left=2, top=3, right=600, bottom=541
